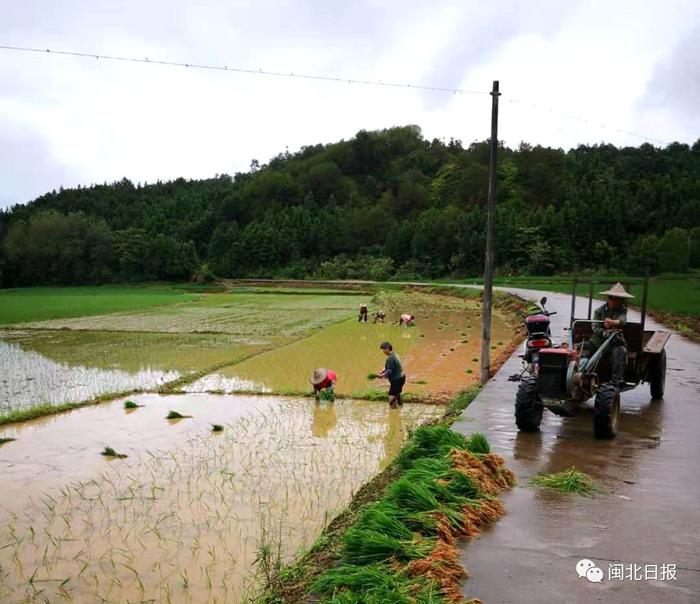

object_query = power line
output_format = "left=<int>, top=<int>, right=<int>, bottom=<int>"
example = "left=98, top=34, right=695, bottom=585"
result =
left=0, top=43, right=669, bottom=145
left=505, top=98, right=668, bottom=146
left=0, top=43, right=487, bottom=96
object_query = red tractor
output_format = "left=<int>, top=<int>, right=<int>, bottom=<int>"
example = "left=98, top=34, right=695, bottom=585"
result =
left=515, top=277, right=670, bottom=438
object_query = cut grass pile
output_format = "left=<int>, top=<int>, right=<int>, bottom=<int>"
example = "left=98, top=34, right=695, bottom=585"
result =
left=530, top=467, right=597, bottom=497
left=308, top=425, right=515, bottom=603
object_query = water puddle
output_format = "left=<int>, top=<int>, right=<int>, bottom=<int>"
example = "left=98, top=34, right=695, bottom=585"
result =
left=0, top=393, right=442, bottom=602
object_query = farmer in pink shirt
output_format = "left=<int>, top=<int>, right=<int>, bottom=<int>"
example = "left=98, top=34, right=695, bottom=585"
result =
left=398, top=313, right=415, bottom=326
left=310, top=368, right=337, bottom=401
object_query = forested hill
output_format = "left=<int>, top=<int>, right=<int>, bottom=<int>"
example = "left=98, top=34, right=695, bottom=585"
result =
left=1, top=125, right=699, bottom=286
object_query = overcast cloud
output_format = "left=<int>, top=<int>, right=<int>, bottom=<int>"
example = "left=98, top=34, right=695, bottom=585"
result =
left=1, top=0, right=699, bottom=208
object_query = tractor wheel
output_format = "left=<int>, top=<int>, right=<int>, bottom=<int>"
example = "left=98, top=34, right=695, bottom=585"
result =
left=649, top=349, right=667, bottom=400
left=594, top=384, right=620, bottom=439
left=515, top=376, right=543, bottom=432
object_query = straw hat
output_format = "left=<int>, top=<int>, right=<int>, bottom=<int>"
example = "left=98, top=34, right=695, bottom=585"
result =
left=599, top=282, right=634, bottom=299
left=310, top=368, right=329, bottom=385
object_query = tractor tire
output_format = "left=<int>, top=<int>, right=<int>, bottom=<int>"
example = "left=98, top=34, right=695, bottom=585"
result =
left=649, top=349, right=667, bottom=400
left=515, top=376, right=543, bottom=432
left=594, top=384, right=620, bottom=439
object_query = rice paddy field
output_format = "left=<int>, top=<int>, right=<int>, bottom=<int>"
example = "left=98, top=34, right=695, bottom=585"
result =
left=0, top=284, right=520, bottom=602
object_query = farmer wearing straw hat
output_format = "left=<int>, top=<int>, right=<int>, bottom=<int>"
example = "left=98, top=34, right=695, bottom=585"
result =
left=310, top=368, right=337, bottom=401
left=581, top=282, right=634, bottom=386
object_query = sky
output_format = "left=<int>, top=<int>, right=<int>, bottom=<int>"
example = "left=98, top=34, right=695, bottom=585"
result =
left=1, top=0, right=699, bottom=209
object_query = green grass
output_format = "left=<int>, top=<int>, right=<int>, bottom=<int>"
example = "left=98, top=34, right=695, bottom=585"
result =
left=305, top=421, right=509, bottom=603
left=0, top=284, right=201, bottom=325
left=452, top=273, right=700, bottom=317
left=530, top=467, right=597, bottom=497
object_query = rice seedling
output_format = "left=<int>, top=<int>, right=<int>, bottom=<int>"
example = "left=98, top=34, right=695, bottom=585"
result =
left=312, top=563, right=444, bottom=603
left=397, top=425, right=468, bottom=469
left=100, top=447, right=127, bottom=459
left=471, top=357, right=478, bottom=362
left=342, top=526, right=433, bottom=564
left=366, top=372, right=379, bottom=380
left=166, top=410, right=192, bottom=419
left=530, top=467, right=597, bottom=497
left=466, top=432, right=490, bottom=455
left=124, top=401, right=143, bottom=409
left=466, top=369, right=473, bottom=374
left=318, top=389, right=335, bottom=402
left=211, top=424, right=224, bottom=432
left=0, top=437, right=16, bottom=446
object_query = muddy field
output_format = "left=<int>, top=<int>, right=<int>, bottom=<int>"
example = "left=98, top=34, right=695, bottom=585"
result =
left=0, top=393, right=441, bottom=602
left=0, top=285, right=519, bottom=602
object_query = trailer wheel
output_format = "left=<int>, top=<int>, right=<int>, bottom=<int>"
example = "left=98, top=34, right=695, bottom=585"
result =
left=594, top=384, right=620, bottom=439
left=515, top=376, right=543, bottom=432
left=649, top=349, right=666, bottom=400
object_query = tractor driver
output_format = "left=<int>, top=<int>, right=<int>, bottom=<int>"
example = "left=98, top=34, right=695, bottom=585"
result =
left=580, top=282, right=634, bottom=387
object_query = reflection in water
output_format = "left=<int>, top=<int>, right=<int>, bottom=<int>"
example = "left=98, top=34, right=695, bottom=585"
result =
left=383, top=408, right=404, bottom=466
left=183, top=372, right=271, bottom=394
left=312, top=401, right=338, bottom=438
left=524, top=397, right=665, bottom=481
left=0, top=340, right=179, bottom=412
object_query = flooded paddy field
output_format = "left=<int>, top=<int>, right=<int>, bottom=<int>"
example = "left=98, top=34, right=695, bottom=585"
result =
left=186, top=291, right=516, bottom=400
left=0, top=284, right=522, bottom=602
left=0, top=331, right=276, bottom=414
left=0, top=393, right=442, bottom=603
left=14, top=291, right=369, bottom=336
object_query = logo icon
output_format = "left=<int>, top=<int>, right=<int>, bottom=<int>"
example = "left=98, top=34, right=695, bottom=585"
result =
left=576, top=559, right=604, bottom=583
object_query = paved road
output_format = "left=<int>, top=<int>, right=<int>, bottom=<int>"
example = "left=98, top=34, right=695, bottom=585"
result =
left=453, top=287, right=700, bottom=603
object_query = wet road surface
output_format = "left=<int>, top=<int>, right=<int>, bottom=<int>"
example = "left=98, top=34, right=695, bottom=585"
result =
left=453, top=287, right=700, bottom=603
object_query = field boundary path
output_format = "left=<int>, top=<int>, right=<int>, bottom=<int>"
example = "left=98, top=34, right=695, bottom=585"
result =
left=451, top=286, right=700, bottom=603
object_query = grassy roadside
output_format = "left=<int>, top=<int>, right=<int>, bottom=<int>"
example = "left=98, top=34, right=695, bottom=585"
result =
left=446, top=273, right=700, bottom=340
left=255, top=388, right=514, bottom=604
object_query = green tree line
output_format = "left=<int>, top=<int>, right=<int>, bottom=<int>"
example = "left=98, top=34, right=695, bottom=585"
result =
left=1, top=125, right=699, bottom=286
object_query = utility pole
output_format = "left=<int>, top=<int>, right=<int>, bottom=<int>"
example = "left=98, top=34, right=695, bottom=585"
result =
left=481, top=80, right=500, bottom=385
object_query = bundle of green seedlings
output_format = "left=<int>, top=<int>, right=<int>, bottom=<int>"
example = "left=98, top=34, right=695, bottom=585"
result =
left=310, top=425, right=515, bottom=603
left=530, top=466, right=598, bottom=497
left=166, top=410, right=193, bottom=419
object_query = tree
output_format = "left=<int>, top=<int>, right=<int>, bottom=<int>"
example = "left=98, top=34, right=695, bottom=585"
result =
left=658, top=228, right=689, bottom=273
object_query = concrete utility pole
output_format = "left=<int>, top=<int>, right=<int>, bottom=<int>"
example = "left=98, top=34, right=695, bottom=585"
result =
left=480, top=80, right=500, bottom=385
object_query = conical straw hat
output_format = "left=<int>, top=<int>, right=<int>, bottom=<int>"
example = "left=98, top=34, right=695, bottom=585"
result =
left=599, top=282, right=634, bottom=299
left=310, top=368, right=329, bottom=385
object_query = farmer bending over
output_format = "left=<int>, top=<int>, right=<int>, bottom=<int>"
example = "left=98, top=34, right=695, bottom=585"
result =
left=398, top=313, right=415, bottom=327
left=310, top=368, right=337, bottom=401
left=379, top=341, right=406, bottom=408
left=373, top=310, right=386, bottom=324
left=359, top=304, right=368, bottom=322
left=581, top=282, right=632, bottom=387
